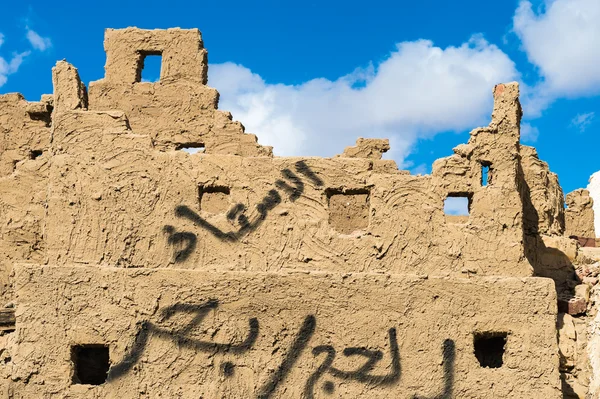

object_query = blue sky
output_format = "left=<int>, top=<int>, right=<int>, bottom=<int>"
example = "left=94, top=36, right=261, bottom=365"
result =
left=0, top=0, right=599, bottom=194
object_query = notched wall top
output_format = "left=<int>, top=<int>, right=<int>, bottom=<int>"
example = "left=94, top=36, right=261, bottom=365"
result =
left=88, top=28, right=271, bottom=155
left=0, top=27, right=585, bottom=398
left=102, top=28, right=208, bottom=84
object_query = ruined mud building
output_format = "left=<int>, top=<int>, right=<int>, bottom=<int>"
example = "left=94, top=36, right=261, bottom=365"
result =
left=0, top=28, right=599, bottom=398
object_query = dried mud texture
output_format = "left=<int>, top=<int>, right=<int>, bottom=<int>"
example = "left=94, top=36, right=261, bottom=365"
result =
left=587, top=248, right=600, bottom=398
left=589, top=171, right=600, bottom=238
left=337, top=138, right=390, bottom=160
left=565, top=189, right=596, bottom=239
left=87, top=28, right=271, bottom=156
left=0, top=93, right=51, bottom=177
left=0, top=94, right=52, bottom=302
left=3, top=264, right=561, bottom=399
left=327, top=191, right=370, bottom=234
left=0, top=27, right=585, bottom=397
left=520, top=145, right=565, bottom=237
left=43, top=76, right=534, bottom=279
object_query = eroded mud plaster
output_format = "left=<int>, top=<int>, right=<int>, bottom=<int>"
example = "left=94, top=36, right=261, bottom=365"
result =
left=0, top=27, right=597, bottom=398
left=565, top=189, right=596, bottom=240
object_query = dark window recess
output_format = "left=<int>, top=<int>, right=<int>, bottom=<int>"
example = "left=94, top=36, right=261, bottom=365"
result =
left=444, top=192, right=472, bottom=224
left=136, top=51, right=162, bottom=83
left=29, top=150, right=43, bottom=160
left=474, top=332, right=507, bottom=368
left=481, top=163, right=492, bottom=186
left=71, top=345, right=110, bottom=385
left=0, top=308, right=16, bottom=333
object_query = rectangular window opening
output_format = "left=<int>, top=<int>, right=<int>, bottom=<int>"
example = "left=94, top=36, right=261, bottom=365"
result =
left=0, top=308, right=16, bottom=334
left=176, top=143, right=205, bottom=155
left=474, top=332, right=507, bottom=368
left=444, top=193, right=472, bottom=224
left=136, top=51, right=163, bottom=83
left=481, top=162, right=492, bottom=187
left=71, top=344, right=110, bottom=385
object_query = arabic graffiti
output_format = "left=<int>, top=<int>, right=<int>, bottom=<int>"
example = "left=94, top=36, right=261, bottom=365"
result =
left=163, top=161, right=324, bottom=261
left=161, top=225, right=197, bottom=262
left=108, top=300, right=455, bottom=398
left=108, top=300, right=258, bottom=379
left=412, top=339, right=455, bottom=399
left=298, top=322, right=401, bottom=399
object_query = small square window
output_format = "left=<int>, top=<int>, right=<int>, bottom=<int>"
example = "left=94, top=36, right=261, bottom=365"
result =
left=474, top=332, right=507, bottom=368
left=444, top=193, right=472, bottom=223
left=481, top=162, right=492, bottom=187
left=136, top=51, right=162, bottom=83
left=71, top=344, right=110, bottom=385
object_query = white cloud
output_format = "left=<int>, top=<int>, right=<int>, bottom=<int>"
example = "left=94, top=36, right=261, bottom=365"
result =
left=209, top=35, right=518, bottom=166
left=570, top=112, right=595, bottom=133
left=26, top=28, right=51, bottom=51
left=587, top=171, right=600, bottom=237
left=0, top=28, right=50, bottom=88
left=444, top=196, right=470, bottom=216
left=520, top=122, right=540, bottom=142
left=514, top=0, right=600, bottom=98
left=0, top=51, right=30, bottom=88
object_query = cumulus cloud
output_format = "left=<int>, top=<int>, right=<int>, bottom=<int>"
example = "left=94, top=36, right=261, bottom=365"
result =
left=520, top=122, right=540, bottom=142
left=443, top=197, right=470, bottom=216
left=26, top=28, right=52, bottom=51
left=514, top=0, right=600, bottom=99
left=0, top=50, right=30, bottom=88
left=209, top=36, right=518, bottom=166
left=570, top=112, right=595, bottom=133
left=588, top=171, right=600, bottom=238
left=0, top=28, right=51, bottom=88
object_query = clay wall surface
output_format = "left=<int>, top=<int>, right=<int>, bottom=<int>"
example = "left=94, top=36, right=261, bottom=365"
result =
left=520, top=145, right=565, bottom=237
left=87, top=28, right=271, bottom=156
left=0, top=93, right=51, bottom=177
left=588, top=171, right=600, bottom=238
left=0, top=27, right=581, bottom=398
left=0, top=94, right=52, bottom=301
left=5, top=264, right=560, bottom=399
left=42, top=50, right=531, bottom=279
left=565, top=189, right=596, bottom=240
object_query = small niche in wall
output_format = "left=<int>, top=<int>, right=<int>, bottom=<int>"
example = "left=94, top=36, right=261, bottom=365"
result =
left=71, top=344, right=110, bottom=385
left=481, top=162, right=492, bottom=187
left=474, top=332, right=507, bottom=368
left=444, top=193, right=472, bottom=224
left=29, top=150, right=43, bottom=160
left=327, top=188, right=370, bottom=234
left=199, top=185, right=230, bottom=214
left=136, top=51, right=162, bottom=83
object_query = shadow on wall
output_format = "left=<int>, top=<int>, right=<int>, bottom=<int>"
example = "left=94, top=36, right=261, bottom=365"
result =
left=560, top=373, right=579, bottom=399
left=519, top=163, right=578, bottom=298
left=519, top=163, right=584, bottom=399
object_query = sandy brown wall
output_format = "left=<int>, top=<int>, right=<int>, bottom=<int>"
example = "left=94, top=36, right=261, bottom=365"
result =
left=4, top=264, right=560, bottom=398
